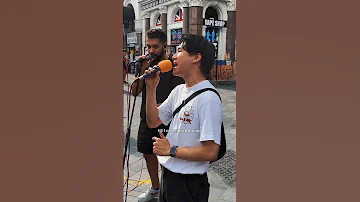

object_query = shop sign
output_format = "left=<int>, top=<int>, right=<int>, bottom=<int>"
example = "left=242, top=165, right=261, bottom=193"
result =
left=171, top=28, right=182, bottom=45
left=127, top=32, right=137, bottom=44
left=203, top=18, right=226, bottom=28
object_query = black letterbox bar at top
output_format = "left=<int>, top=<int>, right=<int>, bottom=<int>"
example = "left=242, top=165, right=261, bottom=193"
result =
left=203, top=18, right=227, bottom=28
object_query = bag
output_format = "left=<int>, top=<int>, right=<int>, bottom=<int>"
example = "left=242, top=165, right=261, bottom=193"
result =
left=172, top=88, right=226, bottom=163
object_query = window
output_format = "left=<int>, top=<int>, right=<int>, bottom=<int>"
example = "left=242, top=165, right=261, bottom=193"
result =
left=174, top=8, right=183, bottom=22
left=156, top=15, right=162, bottom=26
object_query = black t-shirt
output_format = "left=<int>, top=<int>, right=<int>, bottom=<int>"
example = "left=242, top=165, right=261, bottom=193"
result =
left=140, top=58, right=184, bottom=121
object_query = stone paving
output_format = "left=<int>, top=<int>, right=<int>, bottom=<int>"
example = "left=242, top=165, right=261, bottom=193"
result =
left=123, top=73, right=236, bottom=202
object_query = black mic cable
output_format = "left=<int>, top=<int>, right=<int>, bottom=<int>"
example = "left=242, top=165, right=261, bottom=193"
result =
left=123, top=77, right=142, bottom=202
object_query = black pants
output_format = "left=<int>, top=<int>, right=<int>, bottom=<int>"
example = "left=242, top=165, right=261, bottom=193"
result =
left=137, top=120, right=169, bottom=154
left=158, top=166, right=210, bottom=202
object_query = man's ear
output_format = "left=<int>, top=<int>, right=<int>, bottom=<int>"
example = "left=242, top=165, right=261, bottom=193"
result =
left=164, top=42, right=167, bottom=48
left=193, top=53, right=202, bottom=63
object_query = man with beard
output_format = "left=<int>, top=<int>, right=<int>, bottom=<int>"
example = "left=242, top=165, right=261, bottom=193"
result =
left=130, top=28, right=184, bottom=202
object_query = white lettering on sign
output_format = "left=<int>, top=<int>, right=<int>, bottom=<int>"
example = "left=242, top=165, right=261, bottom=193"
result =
left=215, top=20, right=225, bottom=27
left=127, top=32, right=137, bottom=44
left=205, top=19, right=214, bottom=26
left=204, top=18, right=226, bottom=28
left=142, top=0, right=170, bottom=10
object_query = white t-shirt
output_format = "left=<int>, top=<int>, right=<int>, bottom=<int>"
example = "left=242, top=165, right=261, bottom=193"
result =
left=157, top=80, right=223, bottom=174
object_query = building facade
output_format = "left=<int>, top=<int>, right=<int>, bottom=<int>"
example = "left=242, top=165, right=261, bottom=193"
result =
left=123, top=0, right=236, bottom=61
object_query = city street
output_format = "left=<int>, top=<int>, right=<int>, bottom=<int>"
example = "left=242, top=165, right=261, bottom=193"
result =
left=123, top=73, right=236, bottom=202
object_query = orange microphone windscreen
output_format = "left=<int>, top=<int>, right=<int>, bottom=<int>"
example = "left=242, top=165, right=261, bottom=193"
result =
left=158, top=60, right=173, bottom=73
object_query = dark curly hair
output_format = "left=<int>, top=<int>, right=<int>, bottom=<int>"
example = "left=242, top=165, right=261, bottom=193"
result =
left=180, top=34, right=215, bottom=78
left=145, top=28, right=167, bottom=43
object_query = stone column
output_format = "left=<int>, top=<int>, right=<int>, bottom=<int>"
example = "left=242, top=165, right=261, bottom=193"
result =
left=136, top=31, right=142, bottom=56
left=202, top=25, right=206, bottom=37
left=159, top=6, right=168, bottom=39
left=143, top=12, right=150, bottom=33
left=180, top=0, right=190, bottom=34
left=220, top=27, right=227, bottom=60
left=142, top=12, right=150, bottom=54
left=189, top=0, right=203, bottom=36
left=226, top=1, right=236, bottom=61
left=123, top=26, right=127, bottom=49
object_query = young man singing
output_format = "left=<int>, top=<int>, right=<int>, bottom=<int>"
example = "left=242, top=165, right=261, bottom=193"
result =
left=144, top=34, right=223, bottom=202
left=130, top=28, right=184, bottom=202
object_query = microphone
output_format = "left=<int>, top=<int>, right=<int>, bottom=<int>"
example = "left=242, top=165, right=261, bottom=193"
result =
left=130, top=54, right=153, bottom=64
left=136, top=60, right=173, bottom=81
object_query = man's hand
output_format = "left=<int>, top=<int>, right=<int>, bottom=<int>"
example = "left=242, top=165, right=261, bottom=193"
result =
left=152, top=132, right=171, bottom=156
left=136, top=54, right=149, bottom=61
left=144, top=67, right=161, bottom=90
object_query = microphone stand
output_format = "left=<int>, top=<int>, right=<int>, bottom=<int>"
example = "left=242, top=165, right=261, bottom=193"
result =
left=123, top=57, right=154, bottom=202
left=123, top=79, right=140, bottom=169
left=123, top=78, right=141, bottom=202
